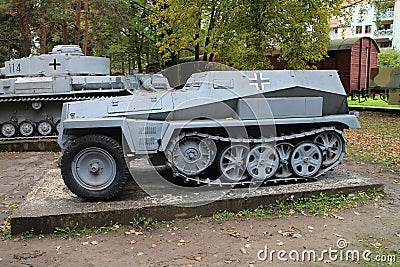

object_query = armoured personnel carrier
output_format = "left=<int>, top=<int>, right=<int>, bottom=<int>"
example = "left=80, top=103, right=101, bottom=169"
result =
left=0, top=45, right=133, bottom=139
left=58, top=70, right=360, bottom=201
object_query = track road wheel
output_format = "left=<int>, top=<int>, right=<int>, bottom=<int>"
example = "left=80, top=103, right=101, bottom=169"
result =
left=61, top=134, right=130, bottom=201
left=313, top=131, right=344, bottom=167
left=290, top=142, right=322, bottom=178
left=19, top=120, right=36, bottom=137
left=1, top=121, right=18, bottom=138
left=55, top=120, right=61, bottom=134
left=246, top=144, right=280, bottom=180
left=217, top=144, right=249, bottom=182
left=275, top=143, right=294, bottom=178
left=37, top=120, right=55, bottom=136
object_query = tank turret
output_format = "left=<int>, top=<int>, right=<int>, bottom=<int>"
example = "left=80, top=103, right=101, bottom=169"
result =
left=0, top=45, right=133, bottom=138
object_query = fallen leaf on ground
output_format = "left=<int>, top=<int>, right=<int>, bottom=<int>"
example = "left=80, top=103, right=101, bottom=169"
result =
left=240, top=248, right=247, bottom=254
left=82, top=242, right=89, bottom=245
left=332, top=214, right=344, bottom=220
left=186, top=254, right=202, bottom=261
left=244, top=244, right=251, bottom=248
left=90, top=241, right=98, bottom=245
left=151, top=243, right=157, bottom=248
left=277, top=241, right=285, bottom=246
left=227, top=230, right=240, bottom=238
left=292, top=234, right=302, bottom=238
left=137, top=252, right=144, bottom=256
left=372, top=242, right=382, bottom=248
left=129, top=240, right=137, bottom=244
left=125, top=230, right=143, bottom=236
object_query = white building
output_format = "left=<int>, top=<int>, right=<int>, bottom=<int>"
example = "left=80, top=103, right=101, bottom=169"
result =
left=330, top=0, right=400, bottom=50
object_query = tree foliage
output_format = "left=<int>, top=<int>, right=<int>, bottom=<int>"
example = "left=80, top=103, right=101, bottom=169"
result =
left=0, top=0, right=159, bottom=73
left=0, top=0, right=395, bottom=72
left=378, top=49, right=400, bottom=68
left=149, top=0, right=345, bottom=69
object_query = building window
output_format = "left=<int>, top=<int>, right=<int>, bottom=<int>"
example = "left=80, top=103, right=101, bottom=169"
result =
left=379, top=41, right=392, bottom=48
left=365, top=25, right=371, bottom=34
left=356, top=26, right=362, bottom=34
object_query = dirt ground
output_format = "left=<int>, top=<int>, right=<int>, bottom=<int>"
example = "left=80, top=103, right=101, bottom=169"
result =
left=0, top=151, right=399, bottom=266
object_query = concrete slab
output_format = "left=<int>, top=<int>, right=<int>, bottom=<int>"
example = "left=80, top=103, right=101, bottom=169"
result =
left=10, top=162, right=384, bottom=235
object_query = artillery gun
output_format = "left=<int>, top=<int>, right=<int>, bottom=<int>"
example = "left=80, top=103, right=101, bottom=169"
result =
left=58, top=70, right=360, bottom=201
left=0, top=45, right=133, bottom=139
left=369, top=67, right=400, bottom=105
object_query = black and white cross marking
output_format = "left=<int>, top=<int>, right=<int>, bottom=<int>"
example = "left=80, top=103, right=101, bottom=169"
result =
left=248, top=72, right=270, bottom=91
left=49, top=58, right=61, bottom=70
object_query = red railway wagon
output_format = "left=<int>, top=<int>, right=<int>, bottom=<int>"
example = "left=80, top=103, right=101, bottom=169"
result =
left=269, top=37, right=379, bottom=95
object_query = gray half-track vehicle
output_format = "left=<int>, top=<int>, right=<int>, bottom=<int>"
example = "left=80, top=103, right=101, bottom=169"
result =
left=0, top=45, right=133, bottom=139
left=58, top=70, right=360, bottom=201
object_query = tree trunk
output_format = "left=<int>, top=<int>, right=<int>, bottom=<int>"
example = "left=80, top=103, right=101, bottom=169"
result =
left=194, top=17, right=201, bottom=61
left=62, top=21, right=68, bottom=44
left=203, top=4, right=216, bottom=61
left=137, top=36, right=143, bottom=73
left=75, top=0, right=82, bottom=46
left=82, top=0, right=89, bottom=55
left=17, top=2, right=29, bottom=56
left=39, top=6, right=47, bottom=54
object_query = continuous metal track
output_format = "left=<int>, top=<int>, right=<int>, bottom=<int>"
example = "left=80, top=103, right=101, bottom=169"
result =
left=0, top=95, right=110, bottom=103
left=0, top=92, right=132, bottom=141
left=0, top=136, right=57, bottom=142
left=168, top=127, right=346, bottom=187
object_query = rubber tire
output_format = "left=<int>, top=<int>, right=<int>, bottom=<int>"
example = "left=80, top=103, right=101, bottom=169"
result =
left=61, top=134, right=130, bottom=201
left=37, top=119, right=55, bottom=136
left=55, top=120, right=61, bottom=135
left=1, top=121, right=18, bottom=138
left=18, top=120, right=37, bottom=137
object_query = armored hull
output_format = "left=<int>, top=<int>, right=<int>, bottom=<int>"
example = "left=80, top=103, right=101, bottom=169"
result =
left=58, top=70, right=360, bottom=201
left=0, top=45, right=133, bottom=139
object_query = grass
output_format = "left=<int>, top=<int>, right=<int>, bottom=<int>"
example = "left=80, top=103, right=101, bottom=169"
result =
left=50, top=213, right=157, bottom=240
left=344, top=111, right=400, bottom=168
left=211, top=190, right=381, bottom=223
left=358, top=236, right=400, bottom=267
left=348, top=97, right=391, bottom=107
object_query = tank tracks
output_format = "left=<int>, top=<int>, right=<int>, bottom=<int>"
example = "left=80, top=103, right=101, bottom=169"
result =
left=167, top=127, right=346, bottom=187
left=0, top=95, right=115, bottom=103
left=0, top=93, right=130, bottom=141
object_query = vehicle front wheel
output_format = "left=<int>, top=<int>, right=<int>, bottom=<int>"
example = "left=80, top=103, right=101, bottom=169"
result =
left=61, top=134, right=130, bottom=201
